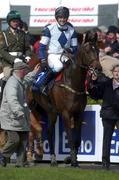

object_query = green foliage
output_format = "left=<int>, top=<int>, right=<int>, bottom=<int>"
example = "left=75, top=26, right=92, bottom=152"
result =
left=87, top=96, right=102, bottom=105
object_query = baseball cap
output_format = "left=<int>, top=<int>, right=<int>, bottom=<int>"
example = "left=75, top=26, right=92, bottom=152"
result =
left=13, top=62, right=29, bottom=70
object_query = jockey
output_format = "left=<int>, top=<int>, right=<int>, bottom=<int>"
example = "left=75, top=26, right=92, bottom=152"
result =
left=33, top=6, right=78, bottom=94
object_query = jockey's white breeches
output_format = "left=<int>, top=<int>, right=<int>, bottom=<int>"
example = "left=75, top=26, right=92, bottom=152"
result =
left=48, top=54, right=69, bottom=72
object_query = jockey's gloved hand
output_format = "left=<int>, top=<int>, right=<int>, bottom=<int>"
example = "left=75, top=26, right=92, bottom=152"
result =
left=41, top=59, right=49, bottom=72
left=14, top=58, right=23, bottom=63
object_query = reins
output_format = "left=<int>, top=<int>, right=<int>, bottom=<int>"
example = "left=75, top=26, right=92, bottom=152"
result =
left=59, top=66, right=97, bottom=96
left=59, top=83, right=86, bottom=95
left=58, top=43, right=99, bottom=96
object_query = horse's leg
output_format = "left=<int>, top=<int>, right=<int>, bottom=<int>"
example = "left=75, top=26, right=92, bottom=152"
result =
left=73, top=115, right=83, bottom=153
left=62, top=112, right=79, bottom=167
left=27, top=110, right=43, bottom=160
left=30, top=110, right=43, bottom=161
left=47, top=112, right=57, bottom=166
left=27, top=130, right=34, bottom=162
left=0, top=129, right=7, bottom=150
left=33, top=93, right=57, bottom=165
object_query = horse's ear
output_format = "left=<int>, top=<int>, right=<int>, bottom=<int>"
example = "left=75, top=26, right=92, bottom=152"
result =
left=84, top=30, right=97, bottom=45
left=77, top=32, right=83, bottom=44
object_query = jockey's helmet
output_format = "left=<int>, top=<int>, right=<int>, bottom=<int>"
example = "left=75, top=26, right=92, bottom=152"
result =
left=7, top=10, right=21, bottom=24
left=55, top=6, right=69, bottom=20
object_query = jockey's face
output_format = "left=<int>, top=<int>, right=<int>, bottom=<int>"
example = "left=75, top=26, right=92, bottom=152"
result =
left=57, top=17, right=68, bottom=26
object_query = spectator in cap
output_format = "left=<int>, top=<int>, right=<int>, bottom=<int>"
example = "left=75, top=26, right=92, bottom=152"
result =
left=98, top=25, right=108, bottom=44
left=0, top=60, right=40, bottom=167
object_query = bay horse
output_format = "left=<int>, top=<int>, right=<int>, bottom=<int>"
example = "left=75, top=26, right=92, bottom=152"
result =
left=28, top=37, right=101, bottom=167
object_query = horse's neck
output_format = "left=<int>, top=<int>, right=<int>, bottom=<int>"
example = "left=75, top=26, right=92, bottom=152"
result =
left=28, top=53, right=40, bottom=70
left=72, top=64, right=87, bottom=91
left=62, top=63, right=87, bottom=91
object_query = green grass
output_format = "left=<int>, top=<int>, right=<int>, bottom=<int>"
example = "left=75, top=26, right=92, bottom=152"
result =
left=0, top=166, right=119, bottom=180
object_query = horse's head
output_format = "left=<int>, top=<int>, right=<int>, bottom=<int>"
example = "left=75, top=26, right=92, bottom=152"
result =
left=76, top=41, right=102, bottom=72
left=77, top=41, right=102, bottom=92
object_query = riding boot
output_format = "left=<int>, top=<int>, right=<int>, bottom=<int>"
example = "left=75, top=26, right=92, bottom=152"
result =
left=0, top=79, right=6, bottom=105
left=40, top=69, right=55, bottom=94
left=32, top=69, right=55, bottom=95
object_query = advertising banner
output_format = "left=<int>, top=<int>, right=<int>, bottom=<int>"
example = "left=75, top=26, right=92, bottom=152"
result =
left=42, top=105, right=119, bottom=163
left=30, top=16, right=98, bottom=27
left=30, top=4, right=98, bottom=16
left=29, top=1, right=98, bottom=27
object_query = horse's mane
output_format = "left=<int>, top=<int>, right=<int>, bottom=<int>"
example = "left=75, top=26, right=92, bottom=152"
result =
left=61, top=44, right=88, bottom=87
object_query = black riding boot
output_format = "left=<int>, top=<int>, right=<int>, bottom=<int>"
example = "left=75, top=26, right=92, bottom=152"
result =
left=0, top=79, right=6, bottom=105
left=40, top=69, right=55, bottom=95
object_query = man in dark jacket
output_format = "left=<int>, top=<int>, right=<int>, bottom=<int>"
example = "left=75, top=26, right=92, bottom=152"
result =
left=0, top=10, right=33, bottom=105
left=88, top=64, right=119, bottom=170
left=0, top=10, right=33, bottom=80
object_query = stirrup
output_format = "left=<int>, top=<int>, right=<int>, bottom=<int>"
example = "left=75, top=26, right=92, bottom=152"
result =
left=41, top=86, right=48, bottom=96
